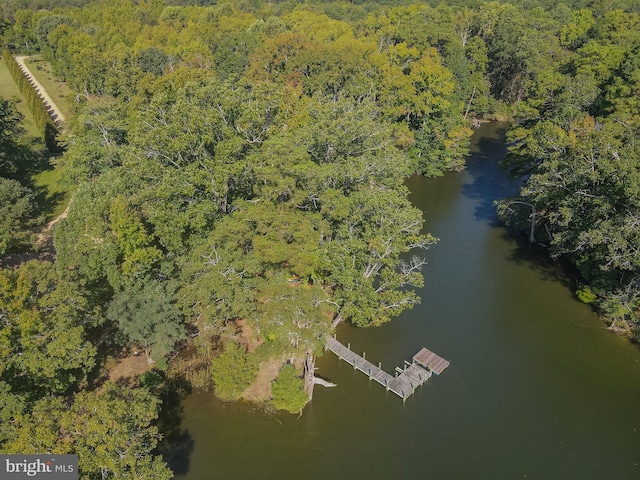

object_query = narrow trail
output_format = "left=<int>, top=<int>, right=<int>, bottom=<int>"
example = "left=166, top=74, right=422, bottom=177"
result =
left=37, top=201, right=71, bottom=244
left=15, top=55, right=66, bottom=125
left=0, top=203, right=71, bottom=269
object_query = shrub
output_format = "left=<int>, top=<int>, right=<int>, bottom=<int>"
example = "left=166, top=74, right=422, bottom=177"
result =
left=576, top=286, right=597, bottom=304
left=270, top=364, right=308, bottom=414
left=210, top=342, right=258, bottom=401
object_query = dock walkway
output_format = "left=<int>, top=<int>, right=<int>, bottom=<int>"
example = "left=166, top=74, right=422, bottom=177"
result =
left=326, top=337, right=449, bottom=400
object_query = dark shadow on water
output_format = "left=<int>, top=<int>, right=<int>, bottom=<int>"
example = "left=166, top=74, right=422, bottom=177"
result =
left=502, top=230, right=574, bottom=290
left=462, top=123, right=577, bottom=292
left=157, top=377, right=195, bottom=476
left=462, top=125, right=521, bottom=224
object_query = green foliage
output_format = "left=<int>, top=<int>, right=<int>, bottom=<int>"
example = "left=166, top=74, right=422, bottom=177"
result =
left=109, top=196, right=162, bottom=277
left=2, top=383, right=172, bottom=478
left=53, top=171, right=124, bottom=286
left=61, top=383, right=173, bottom=480
left=560, top=8, right=595, bottom=49
left=270, top=364, right=308, bottom=414
left=498, top=5, right=640, bottom=336
left=1, top=47, right=59, bottom=151
left=320, top=187, right=435, bottom=327
left=0, top=381, right=24, bottom=446
left=138, top=47, right=169, bottom=76
left=0, top=177, right=36, bottom=255
left=210, top=342, right=258, bottom=401
left=0, top=96, right=26, bottom=176
left=32, top=14, right=73, bottom=57
left=179, top=241, right=257, bottom=332
left=0, top=261, right=97, bottom=394
left=503, top=115, right=640, bottom=332
left=59, top=96, right=129, bottom=183
left=255, top=280, right=333, bottom=357
left=139, top=370, right=164, bottom=389
left=1, top=395, right=66, bottom=455
left=576, top=286, right=597, bottom=304
left=107, top=280, right=186, bottom=362
left=0, top=1, right=638, bottom=466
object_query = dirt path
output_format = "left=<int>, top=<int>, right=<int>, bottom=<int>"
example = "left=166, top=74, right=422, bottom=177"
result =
left=15, top=56, right=66, bottom=125
left=36, top=202, right=70, bottom=244
left=0, top=202, right=70, bottom=269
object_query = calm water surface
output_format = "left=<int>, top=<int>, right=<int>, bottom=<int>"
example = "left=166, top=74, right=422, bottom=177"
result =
left=169, top=123, right=640, bottom=480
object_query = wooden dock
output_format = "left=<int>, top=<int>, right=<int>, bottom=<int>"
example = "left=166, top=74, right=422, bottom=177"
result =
left=326, top=337, right=449, bottom=401
left=414, top=347, right=451, bottom=375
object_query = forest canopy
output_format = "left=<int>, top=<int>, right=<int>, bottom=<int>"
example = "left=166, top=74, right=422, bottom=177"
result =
left=1, top=0, right=640, bottom=476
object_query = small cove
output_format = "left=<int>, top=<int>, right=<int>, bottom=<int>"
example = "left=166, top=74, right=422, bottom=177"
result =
left=168, top=122, right=640, bottom=480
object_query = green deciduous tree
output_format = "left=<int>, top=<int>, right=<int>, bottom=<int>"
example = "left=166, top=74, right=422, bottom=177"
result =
left=54, top=171, right=125, bottom=287
left=60, top=96, right=129, bottom=183
left=2, top=383, right=173, bottom=478
left=0, top=96, right=27, bottom=177
left=180, top=242, right=257, bottom=333
left=255, top=280, right=333, bottom=358
left=320, top=187, right=435, bottom=327
left=501, top=116, right=640, bottom=336
left=560, top=8, right=594, bottom=49
left=60, top=383, right=172, bottom=480
left=1, top=395, right=67, bottom=455
left=270, top=364, right=308, bottom=414
left=33, top=13, right=73, bottom=59
left=0, top=381, right=24, bottom=448
left=107, top=280, right=185, bottom=363
left=0, top=178, right=36, bottom=255
left=0, top=261, right=97, bottom=394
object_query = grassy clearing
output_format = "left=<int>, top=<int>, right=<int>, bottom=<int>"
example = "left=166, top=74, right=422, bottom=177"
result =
left=0, top=59, right=40, bottom=137
left=10, top=149, right=73, bottom=223
left=25, top=56, right=74, bottom=120
left=31, top=166, right=73, bottom=221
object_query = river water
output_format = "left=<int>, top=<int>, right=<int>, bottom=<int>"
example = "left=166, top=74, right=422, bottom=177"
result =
left=169, top=123, right=640, bottom=480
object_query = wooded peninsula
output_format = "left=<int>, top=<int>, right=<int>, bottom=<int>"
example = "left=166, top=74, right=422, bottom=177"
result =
left=0, top=0, right=638, bottom=478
